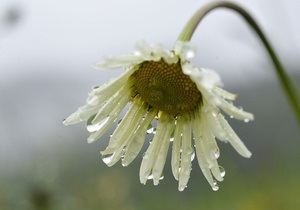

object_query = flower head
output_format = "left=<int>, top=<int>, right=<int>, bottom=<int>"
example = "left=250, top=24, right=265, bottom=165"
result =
left=63, top=41, right=254, bottom=191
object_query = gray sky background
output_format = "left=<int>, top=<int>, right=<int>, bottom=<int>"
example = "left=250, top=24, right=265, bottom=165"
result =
left=0, top=0, right=299, bottom=178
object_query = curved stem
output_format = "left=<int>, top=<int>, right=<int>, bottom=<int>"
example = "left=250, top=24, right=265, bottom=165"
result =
left=178, top=1, right=300, bottom=124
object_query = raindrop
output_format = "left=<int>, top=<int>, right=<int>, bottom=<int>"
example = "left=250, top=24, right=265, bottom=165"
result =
left=152, top=128, right=156, bottom=134
left=244, top=118, right=249, bottom=123
left=86, top=116, right=110, bottom=132
left=170, top=130, right=175, bottom=142
left=142, top=153, right=149, bottom=159
left=179, top=185, right=187, bottom=192
left=147, top=173, right=164, bottom=180
left=147, top=174, right=153, bottom=180
left=219, top=166, right=226, bottom=178
left=229, top=115, right=234, bottom=119
left=146, top=124, right=154, bottom=134
left=87, top=96, right=99, bottom=105
left=214, top=148, right=220, bottom=159
left=183, top=67, right=192, bottom=75
left=102, top=153, right=115, bottom=165
left=212, top=180, right=219, bottom=191
left=190, top=151, right=195, bottom=161
left=186, top=49, right=195, bottom=59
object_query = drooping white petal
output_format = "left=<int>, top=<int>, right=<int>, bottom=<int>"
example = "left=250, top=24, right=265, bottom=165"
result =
left=213, top=86, right=238, bottom=100
left=171, top=116, right=183, bottom=181
left=217, top=113, right=252, bottom=158
left=94, top=55, right=144, bottom=69
left=182, top=63, right=222, bottom=89
left=86, top=92, right=130, bottom=143
left=122, top=109, right=157, bottom=166
left=192, top=111, right=215, bottom=189
left=201, top=112, right=223, bottom=182
left=103, top=102, right=148, bottom=166
left=205, top=106, right=228, bottom=142
left=218, top=98, right=254, bottom=121
left=174, top=41, right=196, bottom=61
left=139, top=112, right=172, bottom=184
left=178, top=116, right=193, bottom=191
left=152, top=115, right=174, bottom=185
left=101, top=99, right=146, bottom=156
left=91, top=84, right=131, bottom=124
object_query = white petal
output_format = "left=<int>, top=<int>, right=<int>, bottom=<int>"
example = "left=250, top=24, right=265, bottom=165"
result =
left=213, top=86, right=238, bottom=100
left=201, top=113, right=223, bottom=182
left=192, top=111, right=215, bottom=188
left=174, top=41, right=196, bottom=61
left=171, top=117, right=183, bottom=180
left=217, top=113, right=252, bottom=158
left=91, top=84, right=131, bottom=124
left=101, top=99, right=145, bottom=156
left=139, top=112, right=171, bottom=184
left=183, top=64, right=222, bottom=89
left=178, top=116, right=193, bottom=191
left=93, top=55, right=144, bottom=69
left=205, top=106, right=228, bottom=142
left=218, top=98, right=254, bottom=121
left=152, top=115, right=174, bottom=185
left=122, top=109, right=157, bottom=166
left=86, top=93, right=130, bottom=143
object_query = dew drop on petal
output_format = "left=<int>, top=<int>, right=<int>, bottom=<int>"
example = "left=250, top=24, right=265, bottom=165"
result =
left=179, top=185, right=187, bottom=192
left=152, top=128, right=157, bottom=134
left=219, top=165, right=226, bottom=178
left=147, top=174, right=154, bottom=180
left=146, top=124, right=154, bottom=134
left=214, top=148, right=220, bottom=159
left=86, top=116, right=110, bottom=132
left=102, top=153, right=115, bottom=165
left=147, top=173, right=163, bottom=180
left=212, top=180, right=219, bottom=191
left=186, top=49, right=195, bottom=59
left=244, top=118, right=250, bottom=123
left=191, top=151, right=195, bottom=161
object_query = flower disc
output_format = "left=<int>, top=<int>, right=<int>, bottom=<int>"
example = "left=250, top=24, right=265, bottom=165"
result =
left=135, top=60, right=202, bottom=115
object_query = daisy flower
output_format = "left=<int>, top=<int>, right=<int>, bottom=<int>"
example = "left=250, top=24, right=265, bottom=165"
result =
left=63, top=40, right=254, bottom=191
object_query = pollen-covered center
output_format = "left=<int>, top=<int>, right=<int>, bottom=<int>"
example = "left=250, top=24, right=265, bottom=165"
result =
left=135, top=59, right=202, bottom=115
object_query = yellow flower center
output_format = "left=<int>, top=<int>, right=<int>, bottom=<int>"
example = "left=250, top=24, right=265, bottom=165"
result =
left=134, top=59, right=202, bottom=115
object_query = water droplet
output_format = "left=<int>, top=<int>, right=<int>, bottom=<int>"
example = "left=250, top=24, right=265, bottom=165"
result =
left=190, top=151, right=195, bottom=161
left=146, top=124, right=154, bottom=134
left=86, top=116, right=110, bottom=132
left=214, top=148, right=220, bottom=159
left=212, top=180, right=219, bottom=191
left=186, top=49, right=195, bottom=59
left=102, top=153, right=115, bottom=165
left=229, top=115, right=234, bottom=119
left=87, top=96, right=99, bottom=105
left=147, top=173, right=164, bottom=180
left=179, top=185, right=187, bottom=192
left=219, top=166, right=226, bottom=178
left=244, top=118, right=249, bottom=123
left=143, top=153, right=149, bottom=159
left=118, top=119, right=122, bottom=125
left=152, top=128, right=156, bottom=134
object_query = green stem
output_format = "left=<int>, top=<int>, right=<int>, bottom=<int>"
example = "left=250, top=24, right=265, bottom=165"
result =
left=178, top=1, right=300, bottom=124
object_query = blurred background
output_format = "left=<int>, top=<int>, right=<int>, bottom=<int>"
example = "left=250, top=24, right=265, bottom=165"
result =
left=0, top=0, right=299, bottom=209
